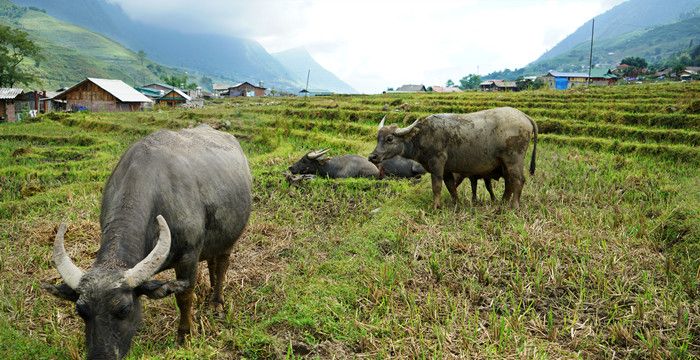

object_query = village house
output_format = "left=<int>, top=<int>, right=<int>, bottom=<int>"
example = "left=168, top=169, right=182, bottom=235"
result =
left=219, top=82, right=267, bottom=97
left=394, top=84, right=427, bottom=93
left=479, top=80, right=518, bottom=92
left=680, top=66, right=700, bottom=81
left=431, top=86, right=462, bottom=93
left=55, top=78, right=152, bottom=112
left=157, top=88, right=192, bottom=107
left=299, top=89, right=334, bottom=97
left=544, top=69, right=617, bottom=90
left=0, top=88, right=23, bottom=122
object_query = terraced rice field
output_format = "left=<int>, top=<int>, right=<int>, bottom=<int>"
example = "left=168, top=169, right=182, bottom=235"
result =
left=1, top=82, right=698, bottom=359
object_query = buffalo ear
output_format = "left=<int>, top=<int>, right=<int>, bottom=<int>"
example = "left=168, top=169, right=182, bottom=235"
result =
left=42, top=282, right=79, bottom=302
left=135, top=280, right=189, bottom=299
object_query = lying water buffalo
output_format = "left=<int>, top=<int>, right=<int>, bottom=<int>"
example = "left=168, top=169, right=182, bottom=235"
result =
left=43, top=125, right=252, bottom=359
left=289, top=149, right=380, bottom=178
left=378, top=156, right=426, bottom=179
left=368, top=108, right=537, bottom=208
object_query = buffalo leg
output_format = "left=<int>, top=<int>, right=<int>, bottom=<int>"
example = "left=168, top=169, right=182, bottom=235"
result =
left=174, top=259, right=198, bottom=344
left=503, top=159, right=525, bottom=209
left=469, top=176, right=478, bottom=203
left=484, top=178, right=496, bottom=202
left=443, top=172, right=459, bottom=205
left=209, top=251, right=231, bottom=312
left=431, top=173, right=444, bottom=209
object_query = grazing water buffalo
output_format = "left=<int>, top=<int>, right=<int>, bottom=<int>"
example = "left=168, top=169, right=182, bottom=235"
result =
left=377, top=156, right=426, bottom=179
left=43, top=125, right=252, bottom=359
left=289, top=149, right=380, bottom=178
left=368, top=107, right=537, bottom=208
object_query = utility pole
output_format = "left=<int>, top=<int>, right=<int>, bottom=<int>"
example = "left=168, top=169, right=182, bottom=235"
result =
left=305, top=69, right=311, bottom=97
left=588, top=18, right=595, bottom=86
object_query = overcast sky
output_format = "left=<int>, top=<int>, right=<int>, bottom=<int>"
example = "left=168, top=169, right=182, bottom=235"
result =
left=109, top=0, right=626, bottom=93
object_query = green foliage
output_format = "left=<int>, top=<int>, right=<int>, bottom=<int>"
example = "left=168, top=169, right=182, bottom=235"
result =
left=161, top=74, right=197, bottom=90
left=620, top=56, right=648, bottom=69
left=0, top=24, right=42, bottom=87
left=446, top=79, right=454, bottom=87
left=459, top=74, right=481, bottom=90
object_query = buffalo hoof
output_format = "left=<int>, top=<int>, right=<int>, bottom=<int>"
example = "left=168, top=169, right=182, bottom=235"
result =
left=211, top=301, right=225, bottom=317
left=176, top=329, right=190, bottom=345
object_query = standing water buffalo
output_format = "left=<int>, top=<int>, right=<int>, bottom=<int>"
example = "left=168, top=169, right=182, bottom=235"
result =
left=289, top=149, right=380, bottom=178
left=368, top=108, right=537, bottom=208
left=377, top=156, right=426, bottom=179
left=43, top=125, right=252, bottom=359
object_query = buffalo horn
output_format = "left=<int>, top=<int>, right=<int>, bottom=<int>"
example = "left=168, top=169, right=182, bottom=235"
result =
left=308, top=148, right=330, bottom=160
left=124, top=215, right=172, bottom=287
left=378, top=115, right=386, bottom=129
left=53, top=223, right=84, bottom=290
left=394, top=119, right=420, bottom=136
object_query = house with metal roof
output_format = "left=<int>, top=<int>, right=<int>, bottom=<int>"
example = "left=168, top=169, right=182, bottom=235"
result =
left=431, top=86, right=462, bottom=93
left=55, top=78, right=152, bottom=112
left=394, top=84, right=427, bottom=93
left=157, top=88, right=192, bottom=107
left=479, top=80, right=518, bottom=92
left=220, top=82, right=267, bottom=97
left=544, top=69, right=617, bottom=90
left=0, top=88, right=23, bottom=122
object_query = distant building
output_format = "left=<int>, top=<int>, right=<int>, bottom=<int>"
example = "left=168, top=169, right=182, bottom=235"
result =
left=0, top=88, right=23, bottom=122
left=220, top=82, right=267, bottom=97
left=299, top=89, right=334, bottom=97
left=55, top=78, right=153, bottom=112
left=680, top=66, right=700, bottom=81
left=431, top=86, right=462, bottom=93
left=135, top=87, right=165, bottom=100
left=479, top=80, right=518, bottom=92
left=394, top=84, right=427, bottom=93
left=157, top=88, right=192, bottom=107
left=544, top=69, right=617, bottom=90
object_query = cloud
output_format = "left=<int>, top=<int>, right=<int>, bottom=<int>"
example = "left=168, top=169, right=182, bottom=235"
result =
left=108, top=0, right=625, bottom=93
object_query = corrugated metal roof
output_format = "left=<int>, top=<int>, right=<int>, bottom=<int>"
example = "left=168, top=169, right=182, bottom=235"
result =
left=0, top=88, right=23, bottom=99
left=395, top=84, right=427, bottom=92
left=57, top=78, right=152, bottom=103
left=88, top=78, right=152, bottom=102
left=166, top=88, right=192, bottom=101
left=548, top=70, right=617, bottom=79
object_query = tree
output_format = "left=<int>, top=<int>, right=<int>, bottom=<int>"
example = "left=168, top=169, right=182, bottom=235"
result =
left=620, top=56, right=648, bottom=69
left=446, top=79, right=454, bottom=87
left=199, top=76, right=213, bottom=91
left=136, top=50, right=146, bottom=66
left=0, top=25, right=42, bottom=87
left=459, top=74, right=481, bottom=90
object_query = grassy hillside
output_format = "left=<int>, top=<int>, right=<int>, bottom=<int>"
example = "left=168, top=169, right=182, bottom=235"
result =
left=533, top=16, right=700, bottom=74
left=0, top=0, right=163, bottom=89
left=536, top=0, right=700, bottom=62
left=1, top=83, right=699, bottom=358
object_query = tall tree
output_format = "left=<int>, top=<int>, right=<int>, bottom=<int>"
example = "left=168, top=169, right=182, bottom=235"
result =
left=136, top=50, right=147, bottom=66
left=0, top=25, right=42, bottom=87
left=459, top=74, right=481, bottom=90
left=446, top=79, right=455, bottom=87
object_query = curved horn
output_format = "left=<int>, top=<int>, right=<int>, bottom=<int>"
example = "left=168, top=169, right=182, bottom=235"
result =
left=378, top=116, right=386, bottom=130
left=53, top=223, right=84, bottom=289
left=307, top=148, right=330, bottom=160
left=394, top=119, right=420, bottom=136
left=124, top=215, right=171, bottom=287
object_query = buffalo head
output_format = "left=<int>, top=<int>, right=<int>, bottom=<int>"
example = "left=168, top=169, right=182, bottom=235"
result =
left=368, top=116, right=420, bottom=164
left=288, top=149, right=330, bottom=175
left=43, top=216, right=187, bottom=360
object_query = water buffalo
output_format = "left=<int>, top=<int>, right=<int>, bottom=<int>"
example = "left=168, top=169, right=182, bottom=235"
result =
left=43, top=125, right=252, bottom=359
left=289, top=149, right=380, bottom=178
left=377, top=156, right=426, bottom=179
left=368, top=108, right=537, bottom=208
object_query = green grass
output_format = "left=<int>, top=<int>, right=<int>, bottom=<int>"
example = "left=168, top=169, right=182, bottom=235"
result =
left=1, top=82, right=699, bottom=359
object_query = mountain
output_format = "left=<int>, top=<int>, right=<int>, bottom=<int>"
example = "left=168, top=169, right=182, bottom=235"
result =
left=9, top=0, right=353, bottom=92
left=537, top=0, right=700, bottom=62
left=0, top=0, right=166, bottom=89
left=484, top=0, right=700, bottom=80
left=273, top=47, right=356, bottom=93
